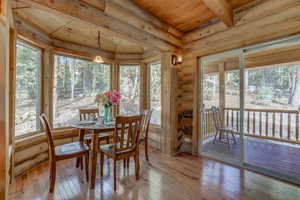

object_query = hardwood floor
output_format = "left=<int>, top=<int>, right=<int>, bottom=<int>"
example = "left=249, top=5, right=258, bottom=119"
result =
left=9, top=146, right=300, bottom=200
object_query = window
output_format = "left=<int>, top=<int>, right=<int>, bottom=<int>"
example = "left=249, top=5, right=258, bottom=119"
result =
left=119, top=64, right=140, bottom=115
left=149, top=62, right=161, bottom=125
left=245, top=64, right=300, bottom=110
left=53, top=55, right=110, bottom=128
left=203, top=73, right=219, bottom=109
left=15, top=41, right=41, bottom=136
left=225, top=71, right=240, bottom=108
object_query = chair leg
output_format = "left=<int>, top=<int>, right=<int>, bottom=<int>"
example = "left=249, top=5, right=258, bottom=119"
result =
left=50, top=162, right=56, bottom=193
left=232, top=132, right=237, bottom=144
left=226, top=132, right=230, bottom=149
left=85, top=153, right=89, bottom=182
left=219, top=130, right=222, bottom=141
left=134, top=154, right=140, bottom=180
left=76, top=157, right=80, bottom=168
left=213, top=130, right=219, bottom=144
left=123, top=158, right=126, bottom=169
left=80, top=157, right=83, bottom=170
left=100, top=151, right=104, bottom=177
left=145, top=140, right=149, bottom=162
left=113, top=159, right=117, bottom=191
left=49, top=160, right=52, bottom=180
left=127, top=157, right=130, bottom=168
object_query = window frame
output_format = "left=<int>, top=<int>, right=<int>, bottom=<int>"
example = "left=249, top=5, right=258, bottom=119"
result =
left=50, top=53, right=113, bottom=130
left=14, top=39, right=43, bottom=140
left=147, top=60, right=162, bottom=127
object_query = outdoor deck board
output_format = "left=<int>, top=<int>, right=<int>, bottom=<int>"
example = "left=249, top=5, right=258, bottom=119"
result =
left=203, top=136, right=300, bottom=181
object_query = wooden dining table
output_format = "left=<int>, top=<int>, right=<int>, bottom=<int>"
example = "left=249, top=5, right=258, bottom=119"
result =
left=71, top=121, right=115, bottom=189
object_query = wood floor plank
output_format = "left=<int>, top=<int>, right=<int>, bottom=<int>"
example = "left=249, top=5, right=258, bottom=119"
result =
left=9, top=146, right=300, bottom=200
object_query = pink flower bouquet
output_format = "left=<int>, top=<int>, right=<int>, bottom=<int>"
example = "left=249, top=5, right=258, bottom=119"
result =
left=95, top=90, right=121, bottom=107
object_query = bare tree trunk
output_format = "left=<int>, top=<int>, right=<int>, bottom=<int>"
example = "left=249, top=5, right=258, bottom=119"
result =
left=54, top=56, right=60, bottom=117
left=289, top=67, right=300, bottom=105
left=64, top=57, right=69, bottom=98
left=71, top=59, right=75, bottom=99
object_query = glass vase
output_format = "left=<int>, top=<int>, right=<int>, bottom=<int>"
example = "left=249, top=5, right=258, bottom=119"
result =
left=103, top=105, right=111, bottom=125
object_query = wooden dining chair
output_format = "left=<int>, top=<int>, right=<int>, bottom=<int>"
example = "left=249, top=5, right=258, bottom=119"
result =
left=124, top=110, right=152, bottom=168
left=79, top=108, right=112, bottom=145
left=99, top=115, right=144, bottom=191
left=211, top=106, right=237, bottom=148
left=139, top=109, right=153, bottom=161
left=76, top=108, right=112, bottom=169
left=39, top=113, right=90, bottom=193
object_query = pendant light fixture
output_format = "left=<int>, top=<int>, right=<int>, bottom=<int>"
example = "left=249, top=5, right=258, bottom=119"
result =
left=93, top=31, right=104, bottom=63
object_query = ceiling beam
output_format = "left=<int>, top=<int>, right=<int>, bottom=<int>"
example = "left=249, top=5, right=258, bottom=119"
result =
left=19, top=0, right=179, bottom=52
left=183, top=21, right=228, bottom=44
left=52, top=39, right=115, bottom=60
left=202, top=0, right=233, bottom=27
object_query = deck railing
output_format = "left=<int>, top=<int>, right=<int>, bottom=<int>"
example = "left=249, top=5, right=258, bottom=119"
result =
left=203, top=109, right=216, bottom=140
left=204, top=108, right=300, bottom=144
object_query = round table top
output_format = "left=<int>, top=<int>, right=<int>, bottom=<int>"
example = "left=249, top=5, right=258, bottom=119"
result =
left=71, top=120, right=116, bottom=131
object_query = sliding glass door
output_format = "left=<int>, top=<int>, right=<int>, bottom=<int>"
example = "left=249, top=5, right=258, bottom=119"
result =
left=243, top=38, right=300, bottom=183
left=199, top=34, right=300, bottom=184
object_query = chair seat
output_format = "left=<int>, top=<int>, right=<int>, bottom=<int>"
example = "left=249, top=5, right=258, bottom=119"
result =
left=55, top=142, right=89, bottom=158
left=100, top=143, right=135, bottom=156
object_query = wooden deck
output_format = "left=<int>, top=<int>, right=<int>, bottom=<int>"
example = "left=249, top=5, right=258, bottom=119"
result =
left=203, top=136, right=300, bottom=182
left=9, top=146, right=300, bottom=200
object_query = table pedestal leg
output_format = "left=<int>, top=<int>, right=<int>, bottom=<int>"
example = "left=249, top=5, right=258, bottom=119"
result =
left=90, top=130, right=98, bottom=189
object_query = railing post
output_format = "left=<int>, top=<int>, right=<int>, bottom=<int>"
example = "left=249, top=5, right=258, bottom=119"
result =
left=288, top=113, right=291, bottom=140
left=280, top=113, right=283, bottom=139
left=272, top=112, right=275, bottom=138
left=296, top=110, right=299, bottom=141
left=265, top=112, right=268, bottom=137
left=253, top=112, right=256, bottom=135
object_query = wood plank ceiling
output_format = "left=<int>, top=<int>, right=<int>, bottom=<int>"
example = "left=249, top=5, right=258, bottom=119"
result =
left=131, top=0, right=255, bottom=32
left=12, top=0, right=256, bottom=54
left=12, top=1, right=146, bottom=54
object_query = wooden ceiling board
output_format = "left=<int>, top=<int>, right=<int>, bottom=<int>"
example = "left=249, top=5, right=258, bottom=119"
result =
left=14, top=7, right=69, bottom=35
left=131, top=0, right=216, bottom=32
left=13, top=3, right=146, bottom=53
left=227, top=0, right=256, bottom=8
